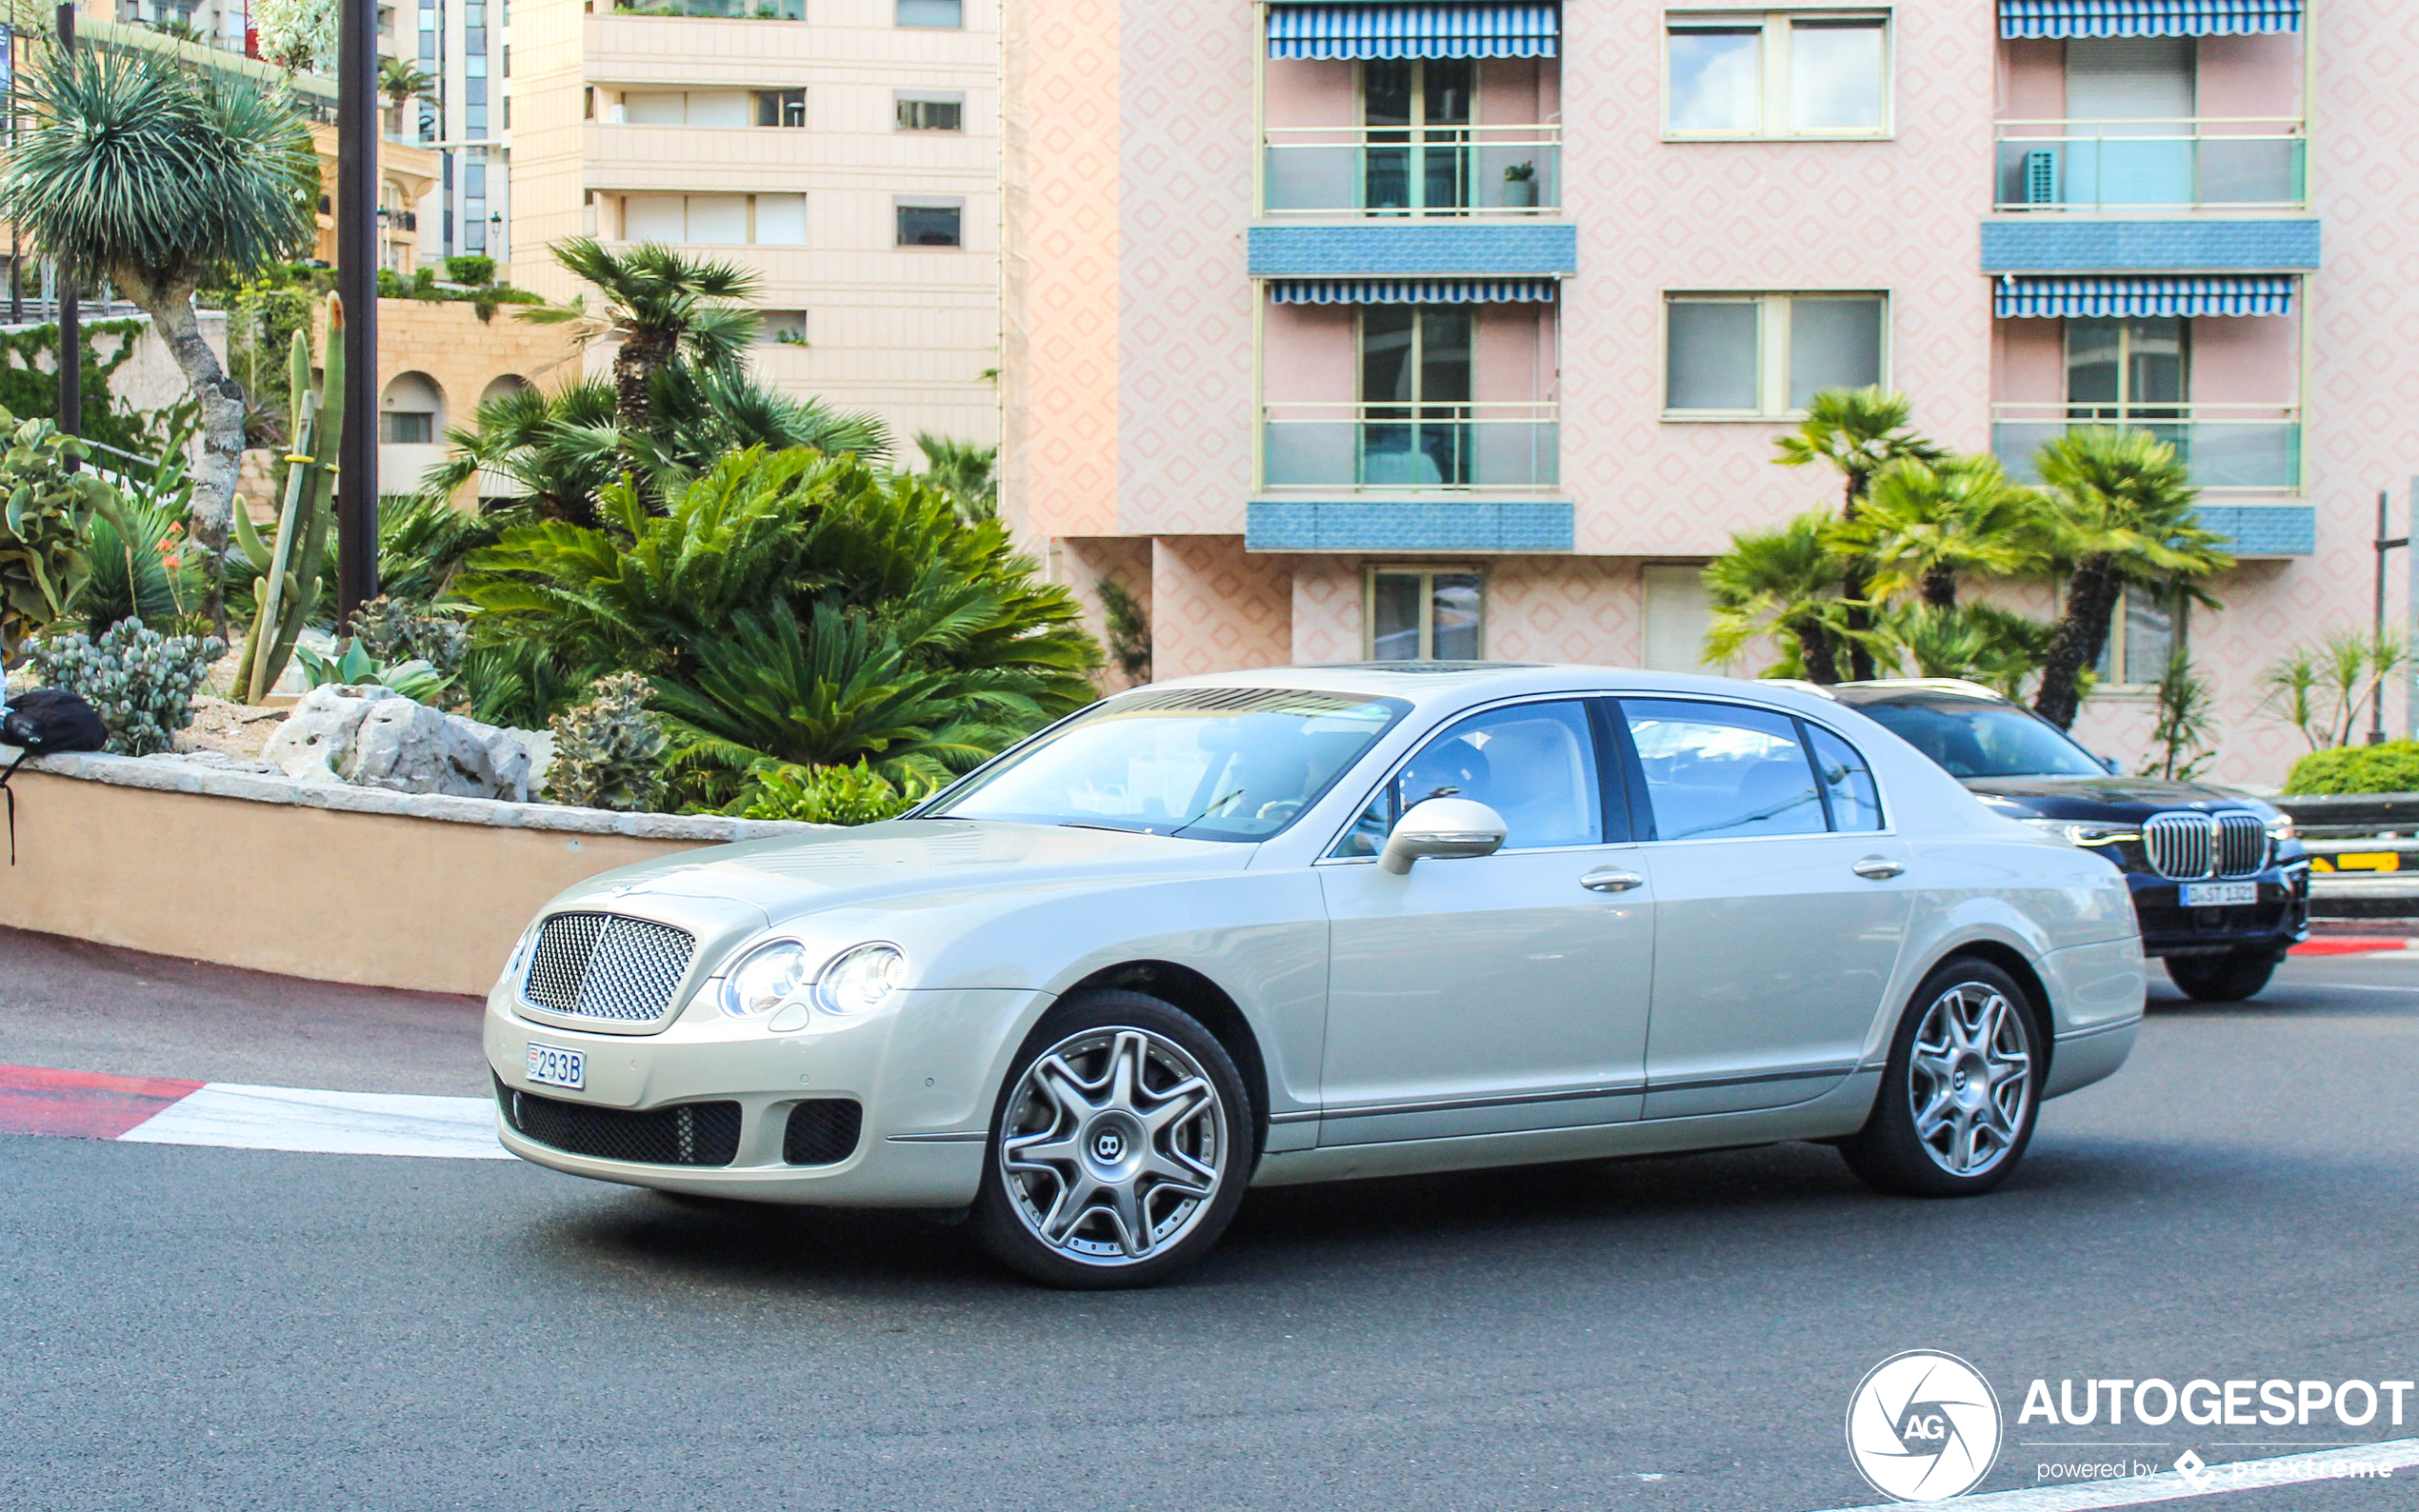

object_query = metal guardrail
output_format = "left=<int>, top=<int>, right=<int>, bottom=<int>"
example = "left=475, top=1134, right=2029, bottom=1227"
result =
left=2274, top=792, right=2419, bottom=839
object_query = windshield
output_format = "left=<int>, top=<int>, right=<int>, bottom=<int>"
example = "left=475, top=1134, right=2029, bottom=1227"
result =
left=1855, top=696, right=2106, bottom=779
left=929, top=687, right=1409, bottom=842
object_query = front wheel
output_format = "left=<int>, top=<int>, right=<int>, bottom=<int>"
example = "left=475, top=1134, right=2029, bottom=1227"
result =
left=971, top=990, right=1252, bottom=1288
left=1842, top=959, right=2042, bottom=1198
left=2165, top=950, right=2278, bottom=1003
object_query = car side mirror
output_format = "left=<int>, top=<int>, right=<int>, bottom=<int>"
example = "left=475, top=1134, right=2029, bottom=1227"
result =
left=2099, top=755, right=2122, bottom=775
left=1379, top=797, right=1508, bottom=875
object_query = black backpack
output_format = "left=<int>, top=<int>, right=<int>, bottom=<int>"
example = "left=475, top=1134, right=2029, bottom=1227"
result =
left=1, top=687, right=108, bottom=865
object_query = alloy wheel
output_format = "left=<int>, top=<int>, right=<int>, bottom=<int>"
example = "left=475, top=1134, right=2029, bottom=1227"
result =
left=1908, top=982, right=2034, bottom=1178
left=998, top=1025, right=1229, bottom=1265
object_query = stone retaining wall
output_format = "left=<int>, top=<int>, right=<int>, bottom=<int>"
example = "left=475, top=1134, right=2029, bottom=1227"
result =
left=0, top=748, right=824, bottom=997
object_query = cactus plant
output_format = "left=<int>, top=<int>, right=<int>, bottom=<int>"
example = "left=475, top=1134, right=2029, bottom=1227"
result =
left=545, top=672, right=668, bottom=812
left=0, top=411, right=125, bottom=666
left=349, top=594, right=467, bottom=677
left=231, top=301, right=346, bottom=704
left=32, top=620, right=226, bottom=756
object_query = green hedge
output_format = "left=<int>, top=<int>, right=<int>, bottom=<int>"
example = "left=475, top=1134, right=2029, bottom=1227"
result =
left=2282, top=741, right=2419, bottom=795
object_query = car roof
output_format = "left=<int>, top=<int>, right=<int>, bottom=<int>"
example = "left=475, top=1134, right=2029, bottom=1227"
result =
left=1827, top=678, right=2013, bottom=706
left=1131, top=662, right=1862, bottom=720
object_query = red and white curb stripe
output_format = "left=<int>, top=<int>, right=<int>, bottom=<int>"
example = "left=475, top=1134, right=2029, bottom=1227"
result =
left=0, top=1063, right=509, bottom=1159
left=1811, top=1438, right=2419, bottom=1510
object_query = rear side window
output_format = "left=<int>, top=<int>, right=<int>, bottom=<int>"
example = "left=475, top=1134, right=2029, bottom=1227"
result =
left=1620, top=699, right=1826, bottom=840
left=1808, top=725, right=1883, bottom=831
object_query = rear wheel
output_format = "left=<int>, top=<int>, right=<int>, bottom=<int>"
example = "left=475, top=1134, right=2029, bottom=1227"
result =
left=1842, top=958, right=2041, bottom=1198
left=2165, top=950, right=2277, bottom=1003
left=971, top=990, right=1252, bottom=1289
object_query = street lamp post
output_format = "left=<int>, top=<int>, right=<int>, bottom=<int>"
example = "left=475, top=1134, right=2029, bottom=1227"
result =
left=335, top=0, right=379, bottom=618
left=52, top=4, right=75, bottom=453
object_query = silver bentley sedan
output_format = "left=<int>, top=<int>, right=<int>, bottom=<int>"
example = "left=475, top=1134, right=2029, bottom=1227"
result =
left=485, top=663, right=2145, bottom=1287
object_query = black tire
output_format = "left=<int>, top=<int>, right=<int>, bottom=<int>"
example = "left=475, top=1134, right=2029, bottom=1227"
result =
left=2165, top=950, right=2278, bottom=1003
left=1841, top=958, right=2043, bottom=1198
left=971, top=989, right=1254, bottom=1289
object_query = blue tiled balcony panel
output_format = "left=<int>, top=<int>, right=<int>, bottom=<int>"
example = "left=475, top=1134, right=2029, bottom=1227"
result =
left=1248, top=223, right=1578, bottom=280
left=2195, top=505, right=2313, bottom=556
left=1980, top=218, right=2319, bottom=273
left=1247, top=501, right=1574, bottom=552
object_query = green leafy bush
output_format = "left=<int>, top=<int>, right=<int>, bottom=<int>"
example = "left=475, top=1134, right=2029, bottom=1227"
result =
left=291, top=639, right=454, bottom=705
left=0, top=415, right=124, bottom=662
left=2282, top=741, right=2419, bottom=796
left=445, top=254, right=495, bottom=287
left=546, top=672, right=668, bottom=812
left=33, top=620, right=225, bottom=755
left=732, top=759, right=927, bottom=825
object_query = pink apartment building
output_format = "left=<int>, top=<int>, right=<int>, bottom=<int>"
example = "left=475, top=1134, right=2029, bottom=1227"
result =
left=1000, top=0, right=2416, bottom=784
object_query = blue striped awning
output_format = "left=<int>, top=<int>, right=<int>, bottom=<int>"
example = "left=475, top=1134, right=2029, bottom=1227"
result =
left=1269, top=278, right=1558, bottom=304
left=1269, top=4, right=1557, bottom=59
left=1994, top=275, right=2295, bottom=317
left=1999, top=1, right=2301, bottom=37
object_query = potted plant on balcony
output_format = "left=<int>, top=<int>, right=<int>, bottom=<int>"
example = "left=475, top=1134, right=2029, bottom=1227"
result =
left=1502, top=161, right=1536, bottom=209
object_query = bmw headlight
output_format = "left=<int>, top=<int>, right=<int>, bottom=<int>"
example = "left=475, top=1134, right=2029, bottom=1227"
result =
left=720, top=940, right=811, bottom=1019
left=2267, top=811, right=2296, bottom=843
left=815, top=943, right=906, bottom=1017
left=2020, top=818, right=2138, bottom=847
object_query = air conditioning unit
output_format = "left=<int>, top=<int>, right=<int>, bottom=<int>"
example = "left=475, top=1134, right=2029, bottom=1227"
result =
left=2024, top=149, right=2060, bottom=206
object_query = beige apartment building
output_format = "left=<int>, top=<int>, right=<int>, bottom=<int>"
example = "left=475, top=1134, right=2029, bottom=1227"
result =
left=510, top=0, right=1001, bottom=462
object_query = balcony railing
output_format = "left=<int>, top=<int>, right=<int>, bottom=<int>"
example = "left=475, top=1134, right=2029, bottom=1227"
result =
left=1263, top=126, right=1560, bottom=217
left=1991, top=403, right=2302, bottom=490
left=1993, top=118, right=2307, bottom=211
left=1263, top=402, right=1558, bottom=491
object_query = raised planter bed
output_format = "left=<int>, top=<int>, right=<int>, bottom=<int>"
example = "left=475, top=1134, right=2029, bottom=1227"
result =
left=0, top=747, right=822, bottom=997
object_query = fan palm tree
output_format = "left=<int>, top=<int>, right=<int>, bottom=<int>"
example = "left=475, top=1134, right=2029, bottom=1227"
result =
left=380, top=57, right=435, bottom=110
left=0, top=46, right=318, bottom=608
left=520, top=238, right=762, bottom=428
left=2029, top=428, right=2233, bottom=730
left=1775, top=387, right=1944, bottom=678
left=1888, top=601, right=2057, bottom=697
left=1849, top=454, right=2047, bottom=609
left=913, top=432, right=997, bottom=523
left=1703, top=511, right=1862, bottom=685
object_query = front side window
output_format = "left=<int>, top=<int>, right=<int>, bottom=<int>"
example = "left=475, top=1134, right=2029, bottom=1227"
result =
left=1665, top=292, right=1885, bottom=417
left=1367, top=567, right=1482, bottom=661
left=1667, top=11, right=1889, bottom=139
left=1621, top=699, right=1826, bottom=841
left=930, top=688, right=1407, bottom=842
left=1333, top=699, right=1606, bottom=857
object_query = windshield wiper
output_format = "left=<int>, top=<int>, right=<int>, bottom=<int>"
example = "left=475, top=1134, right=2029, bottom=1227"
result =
left=1058, top=820, right=1153, bottom=834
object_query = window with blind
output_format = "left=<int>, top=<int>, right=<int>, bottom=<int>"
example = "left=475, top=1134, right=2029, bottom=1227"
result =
left=1664, top=292, right=1887, bottom=417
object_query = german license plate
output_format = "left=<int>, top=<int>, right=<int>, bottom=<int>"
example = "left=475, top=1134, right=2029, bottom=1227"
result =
left=2183, top=881, right=2257, bottom=907
left=526, top=1043, right=585, bottom=1090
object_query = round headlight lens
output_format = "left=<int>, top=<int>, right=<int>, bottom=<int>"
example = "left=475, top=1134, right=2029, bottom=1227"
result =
left=721, top=940, right=810, bottom=1019
left=815, top=943, right=906, bottom=1017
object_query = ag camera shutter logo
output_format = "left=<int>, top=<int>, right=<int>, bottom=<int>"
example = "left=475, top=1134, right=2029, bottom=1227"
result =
left=1846, top=1350, right=2004, bottom=1502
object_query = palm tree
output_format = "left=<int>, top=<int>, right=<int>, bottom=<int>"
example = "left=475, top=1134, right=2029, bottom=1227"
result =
left=1703, top=511, right=1860, bottom=685
left=379, top=57, right=434, bottom=134
left=2029, top=428, right=2232, bottom=730
left=0, top=46, right=317, bottom=613
left=1775, top=387, right=1944, bottom=678
left=1849, top=454, right=2045, bottom=609
left=521, top=238, right=762, bottom=428
left=913, top=432, right=996, bottom=523
left=1889, top=601, right=2056, bottom=697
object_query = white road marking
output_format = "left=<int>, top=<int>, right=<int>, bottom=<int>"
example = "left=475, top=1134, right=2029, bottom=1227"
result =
left=118, top=1083, right=510, bottom=1160
left=1809, top=1438, right=2419, bottom=1510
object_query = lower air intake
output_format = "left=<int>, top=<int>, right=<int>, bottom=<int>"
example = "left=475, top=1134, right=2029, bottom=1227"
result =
left=784, top=1100, right=864, bottom=1166
left=497, top=1075, right=742, bottom=1166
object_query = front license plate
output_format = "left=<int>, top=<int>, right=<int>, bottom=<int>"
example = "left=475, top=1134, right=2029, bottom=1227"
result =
left=526, top=1043, right=585, bottom=1090
left=2183, top=881, right=2258, bottom=907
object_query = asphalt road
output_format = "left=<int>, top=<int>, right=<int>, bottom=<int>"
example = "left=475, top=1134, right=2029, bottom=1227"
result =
left=4, top=930, right=2418, bottom=1511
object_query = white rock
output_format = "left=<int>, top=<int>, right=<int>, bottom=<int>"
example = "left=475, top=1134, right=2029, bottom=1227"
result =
left=261, top=684, right=536, bottom=801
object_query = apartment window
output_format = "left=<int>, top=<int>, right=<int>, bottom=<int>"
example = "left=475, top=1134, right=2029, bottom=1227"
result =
left=1664, top=292, right=1885, bottom=417
left=381, top=411, right=435, bottom=445
left=754, top=89, right=806, bottom=128
left=585, top=85, right=594, bottom=119
left=1641, top=563, right=1714, bottom=673
left=895, top=91, right=964, bottom=131
left=622, top=192, right=805, bottom=246
left=896, top=199, right=963, bottom=247
left=2068, top=316, right=2186, bottom=423
left=1362, top=59, right=1472, bottom=213
left=897, top=0, right=961, bottom=26
left=757, top=309, right=809, bottom=345
left=622, top=90, right=751, bottom=127
left=1361, top=305, right=1471, bottom=486
left=1367, top=567, right=1483, bottom=661
left=2095, top=586, right=2179, bottom=688
left=1666, top=11, right=1889, bottom=139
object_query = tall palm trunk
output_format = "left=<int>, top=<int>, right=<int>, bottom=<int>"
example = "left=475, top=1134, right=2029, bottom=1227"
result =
left=2033, top=554, right=2121, bottom=730
left=1920, top=566, right=1958, bottom=608
left=612, top=328, right=676, bottom=428
left=1796, top=621, right=1841, bottom=685
left=124, top=269, right=245, bottom=635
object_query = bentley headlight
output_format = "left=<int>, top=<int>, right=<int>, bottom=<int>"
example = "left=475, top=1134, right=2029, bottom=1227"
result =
left=815, top=943, right=906, bottom=1017
left=721, top=940, right=811, bottom=1019
left=2020, top=818, right=2137, bottom=847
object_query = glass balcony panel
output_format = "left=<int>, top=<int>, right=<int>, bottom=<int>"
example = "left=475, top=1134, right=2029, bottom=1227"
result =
left=1263, top=406, right=1557, bottom=491
left=1992, top=124, right=2305, bottom=210
left=1990, top=411, right=2299, bottom=491
left=1262, top=129, right=1558, bottom=216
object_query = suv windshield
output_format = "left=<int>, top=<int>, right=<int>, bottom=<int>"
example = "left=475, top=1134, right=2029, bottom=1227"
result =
left=1853, top=695, right=2106, bottom=779
left=928, top=687, right=1409, bottom=842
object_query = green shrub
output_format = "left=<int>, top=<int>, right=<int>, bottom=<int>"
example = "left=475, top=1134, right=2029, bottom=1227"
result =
left=2282, top=741, right=2419, bottom=796
left=545, top=672, right=667, bottom=812
left=732, top=759, right=926, bottom=825
left=445, top=254, right=495, bottom=287
left=33, top=620, right=225, bottom=755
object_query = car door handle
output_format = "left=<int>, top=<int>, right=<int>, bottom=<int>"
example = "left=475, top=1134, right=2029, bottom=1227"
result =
left=1580, top=867, right=1646, bottom=893
left=1851, top=856, right=1906, bottom=880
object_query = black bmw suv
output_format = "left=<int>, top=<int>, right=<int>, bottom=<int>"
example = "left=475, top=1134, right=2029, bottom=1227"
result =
left=1826, top=680, right=2309, bottom=1001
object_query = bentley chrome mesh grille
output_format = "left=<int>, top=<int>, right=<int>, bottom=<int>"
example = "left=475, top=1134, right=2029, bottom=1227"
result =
left=522, top=912, right=696, bottom=1023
